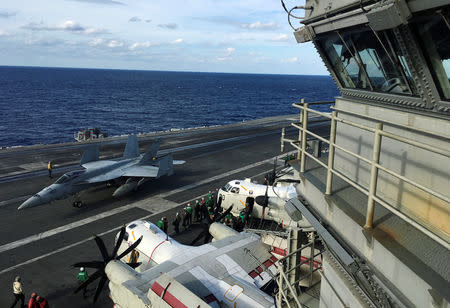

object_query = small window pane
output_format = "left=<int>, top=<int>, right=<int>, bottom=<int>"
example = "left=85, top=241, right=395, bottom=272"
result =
left=317, top=26, right=417, bottom=96
left=416, top=12, right=450, bottom=100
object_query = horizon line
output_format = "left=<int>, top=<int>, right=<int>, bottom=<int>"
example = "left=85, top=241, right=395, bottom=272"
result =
left=0, top=64, right=332, bottom=77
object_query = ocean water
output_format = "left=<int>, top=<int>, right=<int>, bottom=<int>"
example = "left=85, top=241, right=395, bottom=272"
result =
left=0, top=66, right=340, bottom=147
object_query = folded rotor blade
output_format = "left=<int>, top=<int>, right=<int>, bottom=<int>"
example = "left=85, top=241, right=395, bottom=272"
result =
left=116, top=236, right=143, bottom=260
left=203, top=233, right=212, bottom=244
left=74, top=269, right=103, bottom=294
left=93, top=275, right=108, bottom=303
left=190, top=230, right=207, bottom=246
left=111, top=226, right=126, bottom=258
left=94, top=235, right=110, bottom=262
left=216, top=205, right=233, bottom=222
left=72, top=261, right=104, bottom=269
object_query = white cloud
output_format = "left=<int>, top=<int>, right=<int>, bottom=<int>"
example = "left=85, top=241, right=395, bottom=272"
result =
left=129, top=41, right=151, bottom=50
left=281, top=57, right=299, bottom=63
left=22, top=20, right=106, bottom=35
left=225, top=47, right=235, bottom=56
left=69, top=0, right=123, bottom=5
left=0, top=10, right=16, bottom=18
left=128, top=16, right=141, bottom=22
left=216, top=47, right=235, bottom=62
left=89, top=38, right=104, bottom=46
left=170, top=38, right=183, bottom=44
left=0, top=29, right=9, bottom=36
left=241, top=21, right=277, bottom=31
left=271, top=34, right=290, bottom=42
left=158, top=23, right=178, bottom=30
left=107, top=40, right=123, bottom=48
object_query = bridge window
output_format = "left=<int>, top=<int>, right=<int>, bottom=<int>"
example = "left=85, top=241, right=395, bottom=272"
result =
left=317, top=26, right=417, bottom=95
left=415, top=11, right=450, bottom=100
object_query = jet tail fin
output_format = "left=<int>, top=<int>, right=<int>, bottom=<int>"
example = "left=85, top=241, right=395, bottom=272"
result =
left=156, top=153, right=173, bottom=177
left=80, top=146, right=99, bottom=165
left=123, top=135, right=140, bottom=159
left=140, top=139, right=162, bottom=164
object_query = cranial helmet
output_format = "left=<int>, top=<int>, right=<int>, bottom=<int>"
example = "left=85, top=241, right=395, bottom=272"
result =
left=80, top=267, right=84, bottom=272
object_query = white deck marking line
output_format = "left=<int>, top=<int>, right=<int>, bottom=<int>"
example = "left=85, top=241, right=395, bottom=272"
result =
left=0, top=186, right=234, bottom=275
left=0, top=166, right=279, bottom=274
left=0, top=155, right=278, bottom=254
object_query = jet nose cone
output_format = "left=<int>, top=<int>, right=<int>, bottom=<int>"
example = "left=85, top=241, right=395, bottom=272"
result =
left=18, top=195, right=43, bottom=210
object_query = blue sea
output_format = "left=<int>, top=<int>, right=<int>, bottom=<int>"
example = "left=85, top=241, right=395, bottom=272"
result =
left=0, top=66, right=340, bottom=147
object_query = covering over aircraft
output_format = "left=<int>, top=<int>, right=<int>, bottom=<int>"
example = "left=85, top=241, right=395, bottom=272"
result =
left=18, top=135, right=184, bottom=210
left=218, top=178, right=310, bottom=228
left=73, top=209, right=279, bottom=307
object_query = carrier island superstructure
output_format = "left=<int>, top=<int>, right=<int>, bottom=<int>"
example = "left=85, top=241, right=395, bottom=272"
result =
left=277, top=1, right=450, bottom=307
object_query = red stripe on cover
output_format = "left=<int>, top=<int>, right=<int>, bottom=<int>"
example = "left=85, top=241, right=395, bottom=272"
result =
left=151, top=281, right=164, bottom=296
left=249, top=270, right=259, bottom=279
left=263, top=259, right=274, bottom=268
left=151, top=281, right=188, bottom=308
left=271, top=246, right=287, bottom=256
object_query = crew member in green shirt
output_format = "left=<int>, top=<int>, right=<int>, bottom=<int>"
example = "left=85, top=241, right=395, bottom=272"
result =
left=77, top=267, right=88, bottom=298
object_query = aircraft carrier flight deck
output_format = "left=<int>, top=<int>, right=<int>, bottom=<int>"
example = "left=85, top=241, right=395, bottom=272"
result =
left=0, top=114, right=330, bottom=307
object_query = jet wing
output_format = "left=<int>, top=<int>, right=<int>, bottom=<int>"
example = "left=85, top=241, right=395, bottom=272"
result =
left=82, top=170, right=125, bottom=183
left=82, top=160, right=117, bottom=170
left=122, top=165, right=159, bottom=177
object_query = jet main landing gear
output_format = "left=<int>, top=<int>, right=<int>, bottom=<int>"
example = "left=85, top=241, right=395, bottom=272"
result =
left=73, top=200, right=83, bottom=208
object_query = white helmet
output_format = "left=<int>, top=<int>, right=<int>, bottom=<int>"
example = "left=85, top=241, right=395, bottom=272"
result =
left=80, top=267, right=84, bottom=272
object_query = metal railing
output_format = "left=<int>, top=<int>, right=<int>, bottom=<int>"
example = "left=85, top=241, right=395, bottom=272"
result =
left=276, top=232, right=324, bottom=307
left=281, top=99, right=450, bottom=249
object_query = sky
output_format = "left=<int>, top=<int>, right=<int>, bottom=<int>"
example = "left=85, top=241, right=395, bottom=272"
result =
left=0, top=0, right=328, bottom=75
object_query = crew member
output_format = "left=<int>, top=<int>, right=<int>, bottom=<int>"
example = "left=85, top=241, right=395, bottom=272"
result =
left=199, top=197, right=206, bottom=220
left=162, top=217, right=168, bottom=234
left=185, top=203, right=193, bottom=227
left=10, top=276, right=25, bottom=308
left=77, top=267, right=88, bottom=298
left=206, top=192, right=214, bottom=210
left=172, top=212, right=181, bottom=234
left=36, top=296, right=49, bottom=308
left=156, top=218, right=164, bottom=231
left=28, top=292, right=38, bottom=308
left=182, top=208, right=188, bottom=230
left=47, top=161, right=53, bottom=178
left=194, top=200, right=201, bottom=222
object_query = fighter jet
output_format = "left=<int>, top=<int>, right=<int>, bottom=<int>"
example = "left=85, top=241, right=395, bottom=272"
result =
left=73, top=211, right=279, bottom=307
left=18, top=135, right=184, bottom=210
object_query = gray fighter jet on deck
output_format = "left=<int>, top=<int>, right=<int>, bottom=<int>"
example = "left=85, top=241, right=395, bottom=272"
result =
left=18, top=135, right=184, bottom=210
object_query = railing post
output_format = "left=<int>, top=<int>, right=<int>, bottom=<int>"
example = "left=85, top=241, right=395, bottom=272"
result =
left=281, top=127, right=285, bottom=152
left=301, top=102, right=309, bottom=172
left=326, top=111, right=337, bottom=195
left=277, top=264, right=284, bottom=306
left=364, top=123, right=383, bottom=230
left=297, top=98, right=305, bottom=160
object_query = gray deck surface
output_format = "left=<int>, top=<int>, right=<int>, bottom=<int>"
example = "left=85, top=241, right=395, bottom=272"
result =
left=0, top=115, right=330, bottom=307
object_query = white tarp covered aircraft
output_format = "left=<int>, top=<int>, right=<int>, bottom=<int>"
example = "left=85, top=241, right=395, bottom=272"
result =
left=73, top=210, right=279, bottom=307
left=217, top=178, right=306, bottom=227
